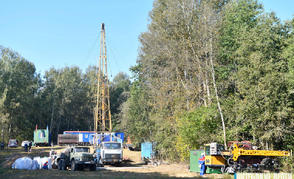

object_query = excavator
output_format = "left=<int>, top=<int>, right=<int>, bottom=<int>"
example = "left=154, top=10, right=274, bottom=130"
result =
left=204, top=141, right=291, bottom=173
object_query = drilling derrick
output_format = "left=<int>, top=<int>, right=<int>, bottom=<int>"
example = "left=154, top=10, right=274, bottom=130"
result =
left=94, top=23, right=112, bottom=134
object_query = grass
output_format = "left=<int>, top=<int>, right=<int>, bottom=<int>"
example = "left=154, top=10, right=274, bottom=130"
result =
left=0, top=146, right=234, bottom=178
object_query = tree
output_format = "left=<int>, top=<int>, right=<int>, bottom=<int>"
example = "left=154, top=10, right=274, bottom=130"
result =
left=110, top=72, right=131, bottom=130
left=0, top=46, right=40, bottom=141
left=42, top=67, right=91, bottom=141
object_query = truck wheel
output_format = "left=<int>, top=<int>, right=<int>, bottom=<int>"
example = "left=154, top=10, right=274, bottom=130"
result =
left=115, top=162, right=121, bottom=167
left=98, top=158, right=104, bottom=167
left=61, top=160, right=66, bottom=170
left=90, top=164, right=96, bottom=171
left=79, top=165, right=84, bottom=171
left=221, top=166, right=226, bottom=174
left=59, top=159, right=66, bottom=170
left=71, top=160, right=77, bottom=171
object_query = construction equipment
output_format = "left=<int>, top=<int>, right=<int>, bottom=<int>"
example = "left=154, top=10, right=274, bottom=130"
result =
left=96, top=141, right=123, bottom=166
left=55, top=146, right=96, bottom=171
left=57, top=134, right=79, bottom=145
left=203, top=142, right=291, bottom=173
left=92, top=23, right=123, bottom=166
left=94, top=23, right=112, bottom=134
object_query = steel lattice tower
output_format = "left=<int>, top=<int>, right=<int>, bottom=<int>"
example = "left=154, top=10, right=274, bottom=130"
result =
left=94, top=23, right=112, bottom=133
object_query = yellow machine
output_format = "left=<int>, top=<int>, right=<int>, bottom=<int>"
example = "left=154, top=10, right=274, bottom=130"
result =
left=230, top=143, right=290, bottom=161
left=204, top=143, right=226, bottom=167
left=203, top=142, right=291, bottom=173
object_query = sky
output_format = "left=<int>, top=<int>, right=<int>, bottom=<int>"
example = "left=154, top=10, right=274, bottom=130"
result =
left=0, top=0, right=293, bottom=79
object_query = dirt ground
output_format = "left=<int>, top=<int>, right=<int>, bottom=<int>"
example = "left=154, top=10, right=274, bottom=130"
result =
left=0, top=146, right=230, bottom=179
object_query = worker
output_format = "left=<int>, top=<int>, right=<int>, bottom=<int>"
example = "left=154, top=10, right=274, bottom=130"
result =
left=0, top=142, right=4, bottom=150
left=43, top=161, right=48, bottom=170
left=24, top=143, right=28, bottom=152
left=198, top=153, right=205, bottom=176
left=28, top=141, right=32, bottom=152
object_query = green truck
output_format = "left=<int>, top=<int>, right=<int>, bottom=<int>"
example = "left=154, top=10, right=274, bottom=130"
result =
left=56, top=146, right=96, bottom=171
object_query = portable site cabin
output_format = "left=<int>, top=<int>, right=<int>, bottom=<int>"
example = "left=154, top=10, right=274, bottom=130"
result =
left=33, top=126, right=50, bottom=146
left=141, top=142, right=154, bottom=160
left=190, top=150, right=204, bottom=173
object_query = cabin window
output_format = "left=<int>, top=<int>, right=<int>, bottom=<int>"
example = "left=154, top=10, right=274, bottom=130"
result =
left=205, top=146, right=210, bottom=155
left=39, top=131, right=45, bottom=138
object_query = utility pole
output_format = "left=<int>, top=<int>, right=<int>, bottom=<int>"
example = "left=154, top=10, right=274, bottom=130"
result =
left=94, top=23, right=112, bottom=136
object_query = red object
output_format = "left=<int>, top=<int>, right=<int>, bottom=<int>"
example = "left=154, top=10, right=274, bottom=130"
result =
left=199, top=155, right=205, bottom=161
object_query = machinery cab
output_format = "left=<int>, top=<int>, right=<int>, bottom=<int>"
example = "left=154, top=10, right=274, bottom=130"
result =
left=204, top=143, right=226, bottom=167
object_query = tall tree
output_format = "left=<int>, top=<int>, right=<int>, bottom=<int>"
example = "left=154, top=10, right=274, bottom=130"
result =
left=0, top=46, right=40, bottom=141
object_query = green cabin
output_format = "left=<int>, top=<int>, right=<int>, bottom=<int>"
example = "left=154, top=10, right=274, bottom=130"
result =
left=33, top=127, right=50, bottom=146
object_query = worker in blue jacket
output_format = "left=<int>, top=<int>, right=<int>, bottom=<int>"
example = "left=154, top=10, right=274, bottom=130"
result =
left=198, top=153, right=205, bottom=176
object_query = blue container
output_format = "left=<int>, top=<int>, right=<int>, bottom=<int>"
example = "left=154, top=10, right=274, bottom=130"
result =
left=141, top=142, right=153, bottom=160
left=114, top=132, right=124, bottom=142
left=97, top=134, right=111, bottom=144
left=62, top=131, right=124, bottom=145
left=82, top=133, right=93, bottom=143
left=88, top=134, right=95, bottom=144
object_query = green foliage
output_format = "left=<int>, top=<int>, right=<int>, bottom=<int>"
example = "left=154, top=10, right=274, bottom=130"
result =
left=281, top=155, right=294, bottom=173
left=0, top=47, right=131, bottom=143
left=121, top=0, right=294, bottom=164
left=0, top=46, right=40, bottom=142
left=1, top=0, right=294, bottom=169
left=121, top=80, right=153, bottom=147
left=110, top=72, right=131, bottom=130
left=42, top=67, right=92, bottom=141
left=176, top=106, right=220, bottom=161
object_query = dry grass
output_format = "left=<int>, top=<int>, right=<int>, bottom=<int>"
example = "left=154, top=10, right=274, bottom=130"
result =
left=0, top=146, right=229, bottom=178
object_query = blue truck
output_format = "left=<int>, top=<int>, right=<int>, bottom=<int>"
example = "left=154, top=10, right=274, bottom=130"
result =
left=62, top=131, right=124, bottom=145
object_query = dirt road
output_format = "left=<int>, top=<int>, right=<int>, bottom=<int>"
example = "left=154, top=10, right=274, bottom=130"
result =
left=0, top=146, right=229, bottom=179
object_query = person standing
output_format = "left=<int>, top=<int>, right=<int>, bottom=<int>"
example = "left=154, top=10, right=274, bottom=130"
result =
left=0, top=142, right=4, bottom=150
left=28, top=141, right=32, bottom=152
left=24, top=143, right=28, bottom=152
left=198, top=153, right=206, bottom=176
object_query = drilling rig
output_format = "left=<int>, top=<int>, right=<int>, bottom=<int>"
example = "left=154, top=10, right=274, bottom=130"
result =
left=203, top=142, right=291, bottom=173
left=94, top=23, right=123, bottom=166
left=94, top=23, right=112, bottom=134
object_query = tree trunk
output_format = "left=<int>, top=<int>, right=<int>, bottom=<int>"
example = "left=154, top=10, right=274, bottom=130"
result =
left=209, top=37, right=227, bottom=150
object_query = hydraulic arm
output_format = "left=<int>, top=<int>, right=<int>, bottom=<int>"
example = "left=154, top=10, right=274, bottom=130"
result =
left=231, top=144, right=291, bottom=161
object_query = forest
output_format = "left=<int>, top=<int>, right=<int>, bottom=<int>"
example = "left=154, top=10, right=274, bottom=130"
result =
left=0, top=0, right=294, bottom=167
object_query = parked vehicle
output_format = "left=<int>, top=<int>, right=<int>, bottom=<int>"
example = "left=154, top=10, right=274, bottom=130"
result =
left=55, top=146, right=96, bottom=171
left=203, top=142, right=291, bottom=174
left=8, top=139, right=18, bottom=148
left=57, top=134, right=79, bottom=145
left=62, top=131, right=124, bottom=145
left=63, top=131, right=95, bottom=145
left=96, top=141, right=123, bottom=166
left=21, top=141, right=31, bottom=147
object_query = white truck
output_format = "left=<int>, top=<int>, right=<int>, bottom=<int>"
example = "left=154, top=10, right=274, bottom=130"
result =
left=96, top=141, right=123, bottom=166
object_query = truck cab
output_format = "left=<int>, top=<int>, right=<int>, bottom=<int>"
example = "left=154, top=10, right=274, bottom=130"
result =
left=96, top=141, right=123, bottom=165
left=57, top=146, right=96, bottom=171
